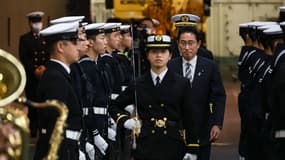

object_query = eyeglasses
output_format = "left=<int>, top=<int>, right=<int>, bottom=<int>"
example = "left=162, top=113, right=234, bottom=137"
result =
left=179, top=40, right=197, bottom=47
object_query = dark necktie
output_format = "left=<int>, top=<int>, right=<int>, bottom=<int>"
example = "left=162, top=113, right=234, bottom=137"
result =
left=155, top=76, right=160, bottom=88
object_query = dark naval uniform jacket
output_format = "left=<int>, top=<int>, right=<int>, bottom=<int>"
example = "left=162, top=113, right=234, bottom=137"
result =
left=19, top=31, right=49, bottom=137
left=237, top=45, right=273, bottom=159
left=168, top=56, right=226, bottom=146
left=19, top=31, right=49, bottom=100
left=268, top=43, right=285, bottom=160
left=99, top=53, right=125, bottom=95
left=109, top=70, right=199, bottom=160
left=112, top=52, right=133, bottom=86
left=79, top=56, right=111, bottom=138
left=270, top=44, right=285, bottom=131
left=35, top=60, right=82, bottom=160
left=237, top=46, right=270, bottom=118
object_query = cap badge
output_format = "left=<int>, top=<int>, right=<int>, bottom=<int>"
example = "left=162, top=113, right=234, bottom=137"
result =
left=181, top=15, right=190, bottom=22
left=154, top=35, right=162, bottom=42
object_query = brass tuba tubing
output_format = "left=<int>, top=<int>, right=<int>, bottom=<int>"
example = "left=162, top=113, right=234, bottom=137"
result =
left=0, top=106, right=30, bottom=160
left=17, top=97, right=69, bottom=160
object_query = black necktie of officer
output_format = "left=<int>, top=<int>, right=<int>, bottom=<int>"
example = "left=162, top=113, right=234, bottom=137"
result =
left=155, top=76, right=160, bottom=88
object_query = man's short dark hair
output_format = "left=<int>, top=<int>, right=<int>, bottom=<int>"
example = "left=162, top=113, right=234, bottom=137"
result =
left=177, top=26, right=199, bottom=41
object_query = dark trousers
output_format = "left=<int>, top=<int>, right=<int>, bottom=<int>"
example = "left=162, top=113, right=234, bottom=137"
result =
left=238, top=108, right=271, bottom=160
left=269, top=139, right=285, bottom=160
left=25, top=79, right=40, bottom=137
left=116, top=128, right=132, bottom=160
left=246, top=118, right=267, bottom=160
left=198, top=144, right=211, bottom=160
left=58, top=139, right=79, bottom=160
left=94, top=146, right=110, bottom=160
left=34, top=137, right=79, bottom=160
left=28, top=106, right=38, bottom=137
left=84, top=115, right=109, bottom=160
left=239, top=117, right=248, bottom=157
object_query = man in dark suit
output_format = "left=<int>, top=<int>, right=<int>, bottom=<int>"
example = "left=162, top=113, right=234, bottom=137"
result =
left=35, top=22, right=82, bottom=160
left=109, top=34, right=199, bottom=160
left=19, top=11, right=49, bottom=137
left=168, top=27, right=226, bottom=160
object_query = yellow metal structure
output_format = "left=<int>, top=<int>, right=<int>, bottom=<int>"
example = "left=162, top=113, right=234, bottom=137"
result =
left=114, top=0, right=146, bottom=19
left=114, top=0, right=206, bottom=36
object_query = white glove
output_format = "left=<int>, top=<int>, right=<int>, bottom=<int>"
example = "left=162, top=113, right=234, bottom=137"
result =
left=108, top=117, right=117, bottom=131
left=79, top=149, right=86, bottom=160
left=93, top=134, right=108, bottom=155
left=183, top=153, right=197, bottom=160
left=85, top=142, right=95, bottom=160
left=239, top=156, right=245, bottom=160
left=124, top=104, right=135, bottom=114
left=123, top=118, right=141, bottom=133
left=108, top=127, right=117, bottom=141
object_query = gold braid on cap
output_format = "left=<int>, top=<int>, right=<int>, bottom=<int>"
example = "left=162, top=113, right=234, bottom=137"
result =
left=175, top=22, right=197, bottom=27
left=146, top=44, right=171, bottom=47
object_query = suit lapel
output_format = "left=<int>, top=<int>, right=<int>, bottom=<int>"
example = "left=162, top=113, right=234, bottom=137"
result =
left=192, top=56, right=205, bottom=86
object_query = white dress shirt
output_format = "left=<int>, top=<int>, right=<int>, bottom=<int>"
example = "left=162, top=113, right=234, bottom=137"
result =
left=150, top=68, right=168, bottom=86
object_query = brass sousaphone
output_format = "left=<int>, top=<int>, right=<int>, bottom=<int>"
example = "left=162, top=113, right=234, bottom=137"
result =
left=0, top=49, right=68, bottom=160
left=0, top=49, right=29, bottom=160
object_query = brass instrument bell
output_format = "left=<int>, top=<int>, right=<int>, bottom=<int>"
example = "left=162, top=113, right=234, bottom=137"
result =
left=0, top=49, right=26, bottom=106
